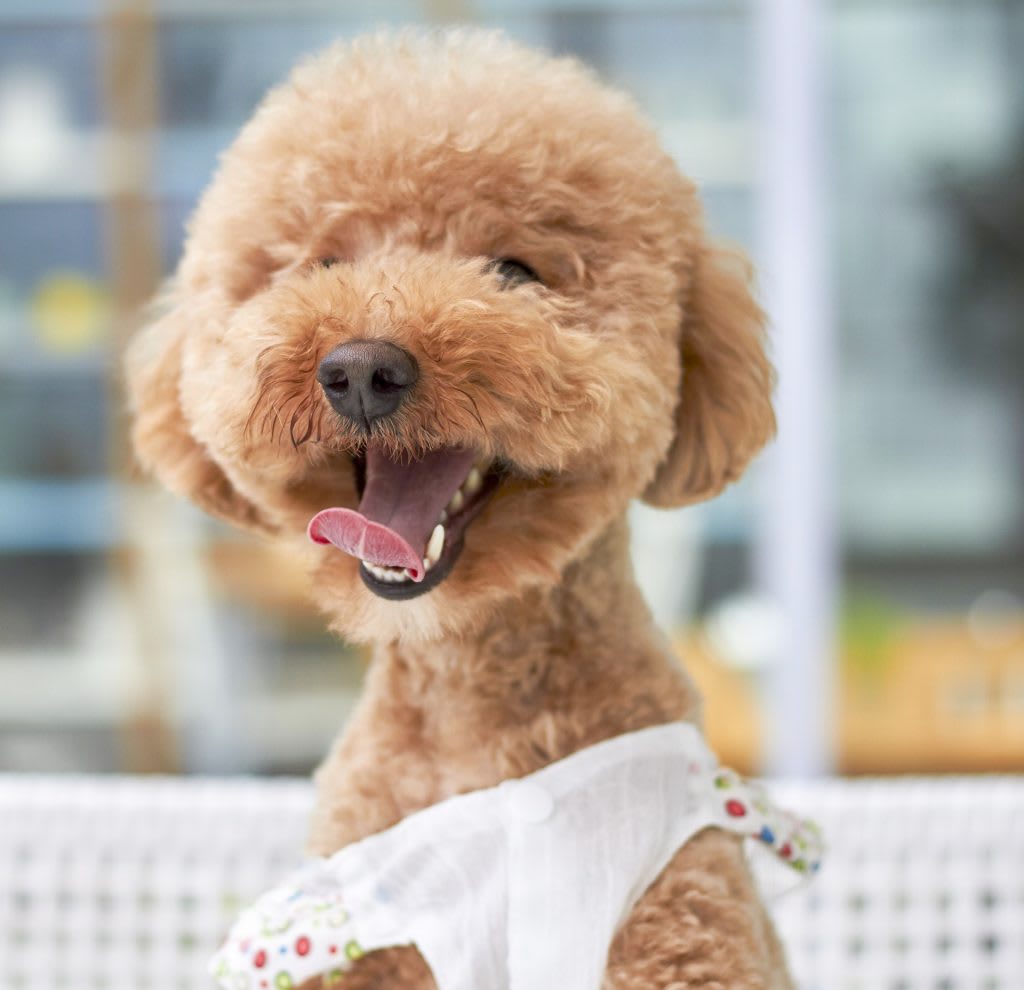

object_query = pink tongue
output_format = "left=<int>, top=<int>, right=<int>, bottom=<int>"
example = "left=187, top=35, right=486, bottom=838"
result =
left=308, top=445, right=476, bottom=582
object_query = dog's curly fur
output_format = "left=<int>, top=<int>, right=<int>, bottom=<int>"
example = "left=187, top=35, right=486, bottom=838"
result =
left=127, top=29, right=787, bottom=989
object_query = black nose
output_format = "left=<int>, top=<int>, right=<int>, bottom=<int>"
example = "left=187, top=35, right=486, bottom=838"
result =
left=317, top=340, right=419, bottom=427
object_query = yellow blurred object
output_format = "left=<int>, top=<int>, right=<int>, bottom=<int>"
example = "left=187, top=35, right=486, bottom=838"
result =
left=31, top=271, right=110, bottom=353
left=840, top=620, right=1024, bottom=773
left=676, top=618, right=1024, bottom=775
left=675, top=631, right=763, bottom=774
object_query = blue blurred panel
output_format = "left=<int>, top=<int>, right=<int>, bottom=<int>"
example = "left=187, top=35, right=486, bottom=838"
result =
left=700, top=186, right=756, bottom=253
left=0, top=202, right=105, bottom=286
left=474, top=13, right=550, bottom=50
left=833, top=2, right=1024, bottom=551
left=0, top=23, right=100, bottom=128
left=0, top=372, right=108, bottom=478
left=605, top=11, right=752, bottom=122
left=477, top=0, right=749, bottom=11
left=156, top=16, right=409, bottom=130
left=152, top=15, right=429, bottom=203
left=158, top=196, right=192, bottom=274
left=0, top=479, right=119, bottom=551
left=0, top=0, right=100, bottom=20
left=154, top=126, right=237, bottom=203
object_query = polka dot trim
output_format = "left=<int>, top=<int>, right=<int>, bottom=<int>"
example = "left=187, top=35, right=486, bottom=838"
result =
left=710, top=768, right=825, bottom=876
left=210, top=885, right=367, bottom=990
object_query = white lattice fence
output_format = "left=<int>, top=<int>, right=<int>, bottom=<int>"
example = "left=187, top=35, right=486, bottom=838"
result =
left=1, top=774, right=1022, bottom=990
left=771, top=777, right=1024, bottom=990
left=0, top=777, right=310, bottom=990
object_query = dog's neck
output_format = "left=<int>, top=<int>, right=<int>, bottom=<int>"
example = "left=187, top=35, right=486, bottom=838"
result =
left=309, top=516, right=701, bottom=853
left=389, top=517, right=698, bottom=739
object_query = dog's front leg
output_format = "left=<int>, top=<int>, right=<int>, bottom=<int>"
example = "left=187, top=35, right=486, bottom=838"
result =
left=603, top=828, right=794, bottom=990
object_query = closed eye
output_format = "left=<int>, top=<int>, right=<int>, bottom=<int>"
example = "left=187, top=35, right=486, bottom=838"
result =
left=489, top=257, right=540, bottom=287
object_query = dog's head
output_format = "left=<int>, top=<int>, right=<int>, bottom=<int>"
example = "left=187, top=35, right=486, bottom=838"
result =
left=126, top=31, right=774, bottom=643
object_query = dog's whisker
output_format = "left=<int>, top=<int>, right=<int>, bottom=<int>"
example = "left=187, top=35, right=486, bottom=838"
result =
left=419, top=342, right=443, bottom=367
left=243, top=400, right=263, bottom=443
left=453, top=386, right=486, bottom=433
left=288, top=402, right=315, bottom=449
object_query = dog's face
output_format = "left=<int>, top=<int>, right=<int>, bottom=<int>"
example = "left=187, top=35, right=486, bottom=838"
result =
left=127, top=32, right=774, bottom=644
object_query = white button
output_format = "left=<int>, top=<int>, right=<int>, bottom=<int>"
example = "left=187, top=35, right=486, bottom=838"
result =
left=502, top=780, right=555, bottom=824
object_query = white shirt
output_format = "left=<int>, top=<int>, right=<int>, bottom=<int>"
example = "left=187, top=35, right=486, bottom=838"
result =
left=211, top=722, right=823, bottom=990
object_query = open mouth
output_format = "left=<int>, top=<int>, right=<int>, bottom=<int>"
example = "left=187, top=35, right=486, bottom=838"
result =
left=307, top=444, right=501, bottom=600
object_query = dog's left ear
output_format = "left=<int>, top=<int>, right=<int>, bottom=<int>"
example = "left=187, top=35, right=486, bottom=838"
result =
left=642, top=243, right=776, bottom=508
left=125, top=295, right=275, bottom=535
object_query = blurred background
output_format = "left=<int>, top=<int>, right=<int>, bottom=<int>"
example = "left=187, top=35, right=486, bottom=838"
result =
left=0, top=0, right=1021, bottom=780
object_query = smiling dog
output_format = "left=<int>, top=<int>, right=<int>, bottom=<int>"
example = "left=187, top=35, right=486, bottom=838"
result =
left=127, top=29, right=789, bottom=989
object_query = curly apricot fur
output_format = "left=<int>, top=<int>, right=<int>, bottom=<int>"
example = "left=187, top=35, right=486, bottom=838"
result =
left=126, top=29, right=785, bottom=989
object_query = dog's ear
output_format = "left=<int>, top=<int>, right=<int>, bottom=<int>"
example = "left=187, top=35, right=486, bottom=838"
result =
left=125, top=297, right=273, bottom=534
left=642, top=243, right=776, bottom=508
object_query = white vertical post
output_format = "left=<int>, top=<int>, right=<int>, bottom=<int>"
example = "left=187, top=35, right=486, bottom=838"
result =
left=754, top=0, right=837, bottom=776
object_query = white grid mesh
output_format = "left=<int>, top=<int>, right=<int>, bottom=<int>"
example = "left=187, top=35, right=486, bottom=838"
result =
left=0, top=776, right=310, bottom=990
left=770, top=777, right=1024, bottom=990
left=1, top=774, right=1021, bottom=990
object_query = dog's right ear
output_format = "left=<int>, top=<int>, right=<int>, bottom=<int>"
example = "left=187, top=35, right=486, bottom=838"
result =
left=125, top=297, right=273, bottom=534
left=642, top=243, right=776, bottom=508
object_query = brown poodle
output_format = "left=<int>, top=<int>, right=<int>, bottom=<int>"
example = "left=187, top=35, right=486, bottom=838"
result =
left=127, top=29, right=787, bottom=989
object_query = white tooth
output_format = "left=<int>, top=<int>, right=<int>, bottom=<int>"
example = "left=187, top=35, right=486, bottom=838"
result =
left=424, top=557, right=433, bottom=572
left=426, top=524, right=445, bottom=564
left=438, top=509, right=448, bottom=524
left=463, top=467, right=482, bottom=495
left=448, top=490, right=465, bottom=513
left=366, top=562, right=403, bottom=582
